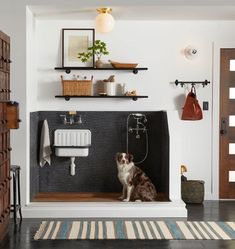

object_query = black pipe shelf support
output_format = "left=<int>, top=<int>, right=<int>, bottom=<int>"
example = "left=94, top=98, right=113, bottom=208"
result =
left=175, top=80, right=210, bottom=87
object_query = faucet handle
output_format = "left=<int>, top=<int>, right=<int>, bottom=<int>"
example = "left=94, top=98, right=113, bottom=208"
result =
left=75, top=115, right=82, bottom=124
left=59, top=114, right=67, bottom=124
left=78, top=115, right=82, bottom=124
left=69, top=115, right=74, bottom=125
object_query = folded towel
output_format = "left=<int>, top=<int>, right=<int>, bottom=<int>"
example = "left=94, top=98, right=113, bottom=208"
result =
left=39, top=119, right=52, bottom=167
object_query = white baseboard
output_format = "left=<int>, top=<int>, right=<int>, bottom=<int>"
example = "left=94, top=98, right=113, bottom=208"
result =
left=22, top=199, right=187, bottom=218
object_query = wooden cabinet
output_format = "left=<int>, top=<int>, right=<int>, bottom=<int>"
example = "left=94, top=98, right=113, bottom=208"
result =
left=0, top=31, right=11, bottom=241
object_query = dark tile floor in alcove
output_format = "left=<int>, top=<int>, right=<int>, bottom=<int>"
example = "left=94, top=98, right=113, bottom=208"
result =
left=1, top=201, right=235, bottom=249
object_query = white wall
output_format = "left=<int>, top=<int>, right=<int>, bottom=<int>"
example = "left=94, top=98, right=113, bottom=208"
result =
left=34, top=19, right=235, bottom=200
left=36, top=20, right=213, bottom=112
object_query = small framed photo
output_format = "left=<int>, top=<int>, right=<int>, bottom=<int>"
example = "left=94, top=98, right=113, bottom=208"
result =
left=62, top=28, right=95, bottom=68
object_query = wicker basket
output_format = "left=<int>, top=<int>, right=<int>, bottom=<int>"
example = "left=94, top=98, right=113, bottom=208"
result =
left=181, top=180, right=205, bottom=204
left=61, top=76, right=92, bottom=96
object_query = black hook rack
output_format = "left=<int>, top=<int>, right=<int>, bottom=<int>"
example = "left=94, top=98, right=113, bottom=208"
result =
left=175, top=80, right=210, bottom=88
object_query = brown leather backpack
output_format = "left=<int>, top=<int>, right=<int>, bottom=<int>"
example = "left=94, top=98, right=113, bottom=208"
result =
left=181, top=85, right=203, bottom=120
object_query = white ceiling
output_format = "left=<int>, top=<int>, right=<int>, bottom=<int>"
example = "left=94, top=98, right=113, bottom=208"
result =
left=29, top=2, right=235, bottom=20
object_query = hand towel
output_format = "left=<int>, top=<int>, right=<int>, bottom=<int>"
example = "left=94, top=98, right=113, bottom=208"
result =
left=39, top=119, right=52, bottom=167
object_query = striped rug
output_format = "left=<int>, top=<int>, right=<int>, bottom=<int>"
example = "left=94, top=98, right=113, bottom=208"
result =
left=34, top=221, right=235, bottom=240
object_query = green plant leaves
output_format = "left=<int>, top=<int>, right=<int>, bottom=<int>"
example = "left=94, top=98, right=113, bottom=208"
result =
left=77, top=40, right=109, bottom=63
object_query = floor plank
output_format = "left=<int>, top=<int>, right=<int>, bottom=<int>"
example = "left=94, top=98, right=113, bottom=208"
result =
left=32, top=192, right=169, bottom=202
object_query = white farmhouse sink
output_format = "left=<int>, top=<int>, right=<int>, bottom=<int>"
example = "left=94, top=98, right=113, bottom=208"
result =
left=54, top=129, right=91, bottom=175
left=55, top=147, right=89, bottom=157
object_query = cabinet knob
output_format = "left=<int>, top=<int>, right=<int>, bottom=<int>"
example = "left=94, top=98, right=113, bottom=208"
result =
left=1, top=120, right=6, bottom=124
left=1, top=120, right=7, bottom=124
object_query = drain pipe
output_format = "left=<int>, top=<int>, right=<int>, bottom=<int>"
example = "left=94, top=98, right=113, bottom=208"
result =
left=70, top=157, right=76, bottom=176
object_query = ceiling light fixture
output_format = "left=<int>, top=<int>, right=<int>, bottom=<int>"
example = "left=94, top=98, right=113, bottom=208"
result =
left=95, top=7, right=115, bottom=33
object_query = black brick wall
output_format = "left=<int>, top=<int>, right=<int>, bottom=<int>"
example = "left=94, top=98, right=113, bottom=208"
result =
left=30, top=111, right=169, bottom=200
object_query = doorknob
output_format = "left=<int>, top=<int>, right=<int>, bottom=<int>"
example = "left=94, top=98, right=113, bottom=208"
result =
left=220, top=117, right=227, bottom=135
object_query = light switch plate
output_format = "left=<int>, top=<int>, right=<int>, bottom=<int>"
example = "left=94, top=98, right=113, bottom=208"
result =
left=203, top=101, right=209, bottom=111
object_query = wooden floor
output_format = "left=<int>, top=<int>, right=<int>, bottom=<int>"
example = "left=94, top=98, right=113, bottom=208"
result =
left=2, top=201, right=235, bottom=249
left=32, top=192, right=169, bottom=202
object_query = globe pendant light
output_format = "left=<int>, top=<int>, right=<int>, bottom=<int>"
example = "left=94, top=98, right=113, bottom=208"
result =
left=95, top=8, right=115, bottom=33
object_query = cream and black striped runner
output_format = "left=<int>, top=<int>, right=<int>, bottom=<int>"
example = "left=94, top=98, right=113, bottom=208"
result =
left=34, top=221, right=235, bottom=240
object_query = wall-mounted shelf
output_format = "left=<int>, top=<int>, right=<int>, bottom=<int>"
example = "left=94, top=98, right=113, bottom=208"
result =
left=55, top=95, right=148, bottom=101
left=54, top=67, right=148, bottom=74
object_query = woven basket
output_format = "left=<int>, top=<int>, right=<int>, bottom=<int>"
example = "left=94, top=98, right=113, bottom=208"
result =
left=61, top=76, right=92, bottom=96
left=181, top=180, right=205, bottom=204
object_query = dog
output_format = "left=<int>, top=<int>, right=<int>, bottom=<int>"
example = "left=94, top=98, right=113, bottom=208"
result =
left=116, top=152, right=157, bottom=202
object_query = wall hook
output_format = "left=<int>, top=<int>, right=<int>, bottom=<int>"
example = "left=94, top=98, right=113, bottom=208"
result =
left=175, top=80, right=210, bottom=88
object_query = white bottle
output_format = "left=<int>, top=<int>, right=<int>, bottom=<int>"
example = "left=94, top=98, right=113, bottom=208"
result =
left=106, top=82, right=116, bottom=96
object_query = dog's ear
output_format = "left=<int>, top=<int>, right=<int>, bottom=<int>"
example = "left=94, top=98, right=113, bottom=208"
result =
left=128, top=154, right=134, bottom=162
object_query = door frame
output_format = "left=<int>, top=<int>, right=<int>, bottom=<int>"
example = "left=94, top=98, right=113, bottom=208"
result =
left=212, top=42, right=235, bottom=199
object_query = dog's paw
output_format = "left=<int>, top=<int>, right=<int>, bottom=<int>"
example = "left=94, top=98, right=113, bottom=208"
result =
left=118, top=196, right=124, bottom=200
left=122, top=198, right=130, bottom=202
left=135, top=199, right=142, bottom=202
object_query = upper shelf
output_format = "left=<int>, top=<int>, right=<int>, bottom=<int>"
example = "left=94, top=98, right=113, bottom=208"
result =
left=55, top=95, right=148, bottom=101
left=54, top=67, right=148, bottom=74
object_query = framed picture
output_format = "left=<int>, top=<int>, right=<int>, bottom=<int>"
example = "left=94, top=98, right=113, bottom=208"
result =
left=62, top=28, right=95, bottom=68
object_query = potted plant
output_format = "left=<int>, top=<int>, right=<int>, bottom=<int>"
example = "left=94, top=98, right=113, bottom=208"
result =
left=78, top=40, right=109, bottom=68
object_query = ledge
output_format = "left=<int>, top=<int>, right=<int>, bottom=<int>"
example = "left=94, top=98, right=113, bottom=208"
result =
left=55, top=95, right=148, bottom=101
left=54, top=67, right=148, bottom=74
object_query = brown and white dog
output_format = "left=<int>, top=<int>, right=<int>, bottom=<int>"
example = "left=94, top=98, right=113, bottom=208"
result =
left=116, top=152, right=157, bottom=202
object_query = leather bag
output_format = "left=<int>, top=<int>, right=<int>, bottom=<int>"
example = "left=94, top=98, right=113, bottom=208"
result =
left=181, top=86, right=203, bottom=120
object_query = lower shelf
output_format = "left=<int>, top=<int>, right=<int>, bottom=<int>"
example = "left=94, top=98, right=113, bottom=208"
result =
left=55, top=95, right=148, bottom=101
left=32, top=192, right=169, bottom=202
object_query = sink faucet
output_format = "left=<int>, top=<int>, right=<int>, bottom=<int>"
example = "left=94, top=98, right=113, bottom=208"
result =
left=60, top=114, right=82, bottom=125
left=69, top=115, right=74, bottom=125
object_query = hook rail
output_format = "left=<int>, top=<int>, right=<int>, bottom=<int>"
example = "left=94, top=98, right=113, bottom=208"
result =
left=175, top=80, right=210, bottom=87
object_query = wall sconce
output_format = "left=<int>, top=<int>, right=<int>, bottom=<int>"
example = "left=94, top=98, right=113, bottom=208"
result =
left=95, top=7, right=115, bottom=33
left=184, top=45, right=198, bottom=60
